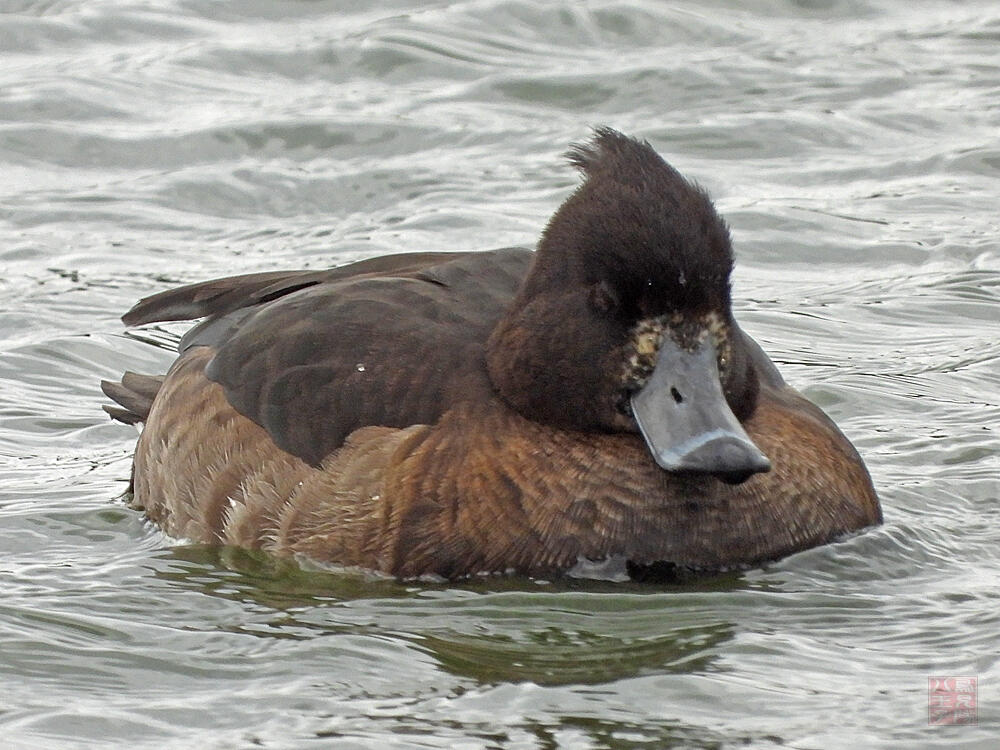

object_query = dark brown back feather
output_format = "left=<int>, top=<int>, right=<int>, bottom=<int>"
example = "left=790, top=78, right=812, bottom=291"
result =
left=205, top=249, right=531, bottom=465
left=121, top=251, right=479, bottom=327
left=118, top=249, right=533, bottom=465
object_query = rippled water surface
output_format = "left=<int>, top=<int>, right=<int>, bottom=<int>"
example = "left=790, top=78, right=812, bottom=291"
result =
left=2, top=1, right=998, bottom=748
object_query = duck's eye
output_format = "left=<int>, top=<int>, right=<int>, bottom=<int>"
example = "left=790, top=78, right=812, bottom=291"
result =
left=588, top=280, right=619, bottom=313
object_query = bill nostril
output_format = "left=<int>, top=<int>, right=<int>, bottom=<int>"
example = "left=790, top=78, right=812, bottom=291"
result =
left=670, top=387, right=683, bottom=403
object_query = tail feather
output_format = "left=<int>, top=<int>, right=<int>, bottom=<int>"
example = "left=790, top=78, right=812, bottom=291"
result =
left=101, top=372, right=164, bottom=425
left=103, top=404, right=144, bottom=425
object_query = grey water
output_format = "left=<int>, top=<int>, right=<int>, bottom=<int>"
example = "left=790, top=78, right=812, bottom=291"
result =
left=1, top=1, right=998, bottom=748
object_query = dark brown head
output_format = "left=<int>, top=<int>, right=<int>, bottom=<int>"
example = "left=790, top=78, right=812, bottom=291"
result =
left=487, top=128, right=768, bottom=484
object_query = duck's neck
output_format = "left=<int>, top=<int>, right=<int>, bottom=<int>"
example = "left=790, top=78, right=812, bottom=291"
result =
left=486, top=272, right=625, bottom=433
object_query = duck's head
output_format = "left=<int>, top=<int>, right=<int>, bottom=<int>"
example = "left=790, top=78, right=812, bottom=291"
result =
left=487, top=127, right=770, bottom=485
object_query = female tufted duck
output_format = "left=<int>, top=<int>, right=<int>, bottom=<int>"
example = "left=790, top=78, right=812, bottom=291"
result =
left=103, top=128, right=881, bottom=580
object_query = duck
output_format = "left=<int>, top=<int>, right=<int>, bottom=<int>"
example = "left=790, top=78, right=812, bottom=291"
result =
left=102, top=127, right=881, bottom=581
